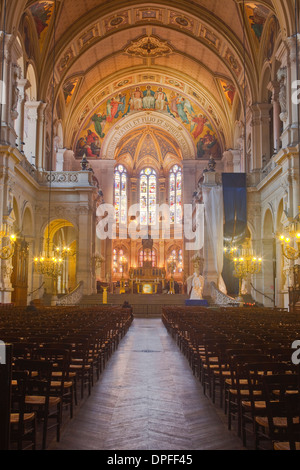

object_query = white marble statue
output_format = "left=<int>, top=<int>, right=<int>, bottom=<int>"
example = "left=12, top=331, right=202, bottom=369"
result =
left=187, top=272, right=204, bottom=300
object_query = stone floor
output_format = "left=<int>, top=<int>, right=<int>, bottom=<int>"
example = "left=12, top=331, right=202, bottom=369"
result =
left=50, top=317, right=244, bottom=451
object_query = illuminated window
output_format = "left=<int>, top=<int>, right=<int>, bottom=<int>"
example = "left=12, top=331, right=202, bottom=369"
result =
left=139, top=248, right=157, bottom=267
left=113, top=248, right=127, bottom=273
left=140, top=168, right=157, bottom=225
left=114, top=165, right=127, bottom=225
left=170, top=165, right=182, bottom=224
left=168, top=248, right=183, bottom=273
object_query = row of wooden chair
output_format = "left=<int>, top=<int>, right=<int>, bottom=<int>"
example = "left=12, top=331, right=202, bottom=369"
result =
left=0, top=306, right=133, bottom=450
left=162, top=306, right=300, bottom=450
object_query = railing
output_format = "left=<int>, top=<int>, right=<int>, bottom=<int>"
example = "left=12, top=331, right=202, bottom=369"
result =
left=28, top=282, right=45, bottom=301
left=260, top=157, right=278, bottom=182
left=56, top=281, right=84, bottom=306
left=210, top=282, right=240, bottom=306
left=250, top=282, right=275, bottom=305
left=18, top=157, right=97, bottom=188
left=38, top=171, right=95, bottom=188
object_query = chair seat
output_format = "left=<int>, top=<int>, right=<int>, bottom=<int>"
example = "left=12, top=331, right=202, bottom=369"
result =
left=213, top=370, right=231, bottom=376
left=229, top=389, right=262, bottom=397
left=51, top=381, right=73, bottom=388
left=10, top=413, right=35, bottom=424
left=256, top=416, right=300, bottom=428
left=52, top=371, right=76, bottom=378
left=274, top=442, right=300, bottom=450
left=70, top=364, right=91, bottom=370
left=25, top=395, right=61, bottom=406
left=242, top=400, right=266, bottom=410
left=226, top=379, right=248, bottom=386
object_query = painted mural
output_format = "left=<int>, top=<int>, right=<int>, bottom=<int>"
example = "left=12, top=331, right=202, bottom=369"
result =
left=264, top=16, right=279, bottom=61
left=29, top=1, right=54, bottom=51
left=63, top=78, right=80, bottom=106
left=219, top=80, right=236, bottom=108
left=245, top=3, right=270, bottom=45
left=75, top=85, right=222, bottom=160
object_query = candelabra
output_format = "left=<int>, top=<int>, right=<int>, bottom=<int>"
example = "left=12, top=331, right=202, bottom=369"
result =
left=34, top=249, right=64, bottom=278
left=0, top=223, right=16, bottom=260
left=279, top=215, right=300, bottom=261
left=223, top=243, right=239, bottom=260
left=233, top=239, right=262, bottom=300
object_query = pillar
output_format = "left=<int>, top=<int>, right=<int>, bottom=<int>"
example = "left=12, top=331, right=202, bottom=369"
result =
left=250, top=103, right=272, bottom=171
left=23, top=101, right=43, bottom=166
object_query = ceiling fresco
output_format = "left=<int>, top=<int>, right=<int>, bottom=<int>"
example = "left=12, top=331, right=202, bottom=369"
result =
left=75, top=84, right=222, bottom=161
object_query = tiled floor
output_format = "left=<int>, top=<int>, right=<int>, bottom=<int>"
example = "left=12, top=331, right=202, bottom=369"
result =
left=50, top=317, right=244, bottom=450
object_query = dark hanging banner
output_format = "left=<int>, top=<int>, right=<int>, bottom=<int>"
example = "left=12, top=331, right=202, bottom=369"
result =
left=222, top=173, right=247, bottom=295
left=222, top=173, right=247, bottom=243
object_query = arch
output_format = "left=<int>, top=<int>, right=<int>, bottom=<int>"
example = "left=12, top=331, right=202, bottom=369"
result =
left=101, top=111, right=196, bottom=161
left=22, top=206, right=34, bottom=238
left=12, top=197, right=20, bottom=232
left=263, top=208, right=274, bottom=239
left=26, top=63, right=37, bottom=101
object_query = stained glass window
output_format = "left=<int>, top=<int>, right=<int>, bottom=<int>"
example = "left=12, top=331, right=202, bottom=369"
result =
left=169, top=248, right=183, bottom=273
left=113, top=248, right=127, bottom=273
left=169, top=165, right=182, bottom=224
left=114, top=165, right=127, bottom=224
left=140, top=168, right=157, bottom=226
left=139, top=248, right=157, bottom=267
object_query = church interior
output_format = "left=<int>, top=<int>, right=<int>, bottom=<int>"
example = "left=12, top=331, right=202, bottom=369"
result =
left=1, top=0, right=300, bottom=452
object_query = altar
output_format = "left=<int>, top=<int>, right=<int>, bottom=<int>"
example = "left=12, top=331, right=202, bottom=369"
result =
left=137, top=282, right=159, bottom=294
left=129, top=267, right=166, bottom=294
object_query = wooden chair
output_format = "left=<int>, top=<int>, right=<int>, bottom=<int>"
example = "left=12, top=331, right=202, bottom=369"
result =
left=241, top=362, right=295, bottom=449
left=226, top=354, right=267, bottom=436
left=273, top=393, right=300, bottom=450
left=0, top=344, right=12, bottom=450
left=32, top=347, right=74, bottom=420
left=14, top=359, right=61, bottom=450
left=10, top=371, right=36, bottom=450
left=68, top=337, right=93, bottom=400
left=255, top=374, right=300, bottom=450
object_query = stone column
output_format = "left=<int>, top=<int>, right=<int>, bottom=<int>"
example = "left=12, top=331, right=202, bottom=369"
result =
left=0, top=32, right=19, bottom=146
left=182, top=160, right=197, bottom=279
left=250, top=103, right=272, bottom=171
left=271, top=81, right=282, bottom=153
left=222, top=150, right=234, bottom=173
left=23, top=101, right=43, bottom=166
left=286, top=34, right=300, bottom=146
left=202, top=172, right=221, bottom=295
left=15, top=78, right=30, bottom=153
left=76, top=204, right=95, bottom=296
left=36, top=103, right=47, bottom=170
left=56, top=148, right=66, bottom=172
left=63, top=149, right=75, bottom=171
left=97, top=160, right=115, bottom=279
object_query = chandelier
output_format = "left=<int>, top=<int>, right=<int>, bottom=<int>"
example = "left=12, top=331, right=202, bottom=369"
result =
left=0, top=223, right=16, bottom=260
left=224, top=243, right=239, bottom=260
left=233, top=239, right=262, bottom=298
left=34, top=240, right=64, bottom=278
left=279, top=209, right=300, bottom=260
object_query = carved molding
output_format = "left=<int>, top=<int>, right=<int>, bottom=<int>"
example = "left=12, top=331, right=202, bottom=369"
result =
left=124, top=35, right=174, bottom=58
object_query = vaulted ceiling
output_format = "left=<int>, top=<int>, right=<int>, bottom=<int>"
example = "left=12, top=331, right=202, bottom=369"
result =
left=8, top=0, right=294, bottom=154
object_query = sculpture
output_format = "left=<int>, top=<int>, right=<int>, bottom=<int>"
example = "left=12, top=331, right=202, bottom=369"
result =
left=187, top=272, right=204, bottom=300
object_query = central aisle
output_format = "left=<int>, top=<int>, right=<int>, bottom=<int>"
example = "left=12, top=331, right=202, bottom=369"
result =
left=52, top=318, right=244, bottom=450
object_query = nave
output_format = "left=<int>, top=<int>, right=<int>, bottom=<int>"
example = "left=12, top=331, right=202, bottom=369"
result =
left=50, top=318, right=243, bottom=451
